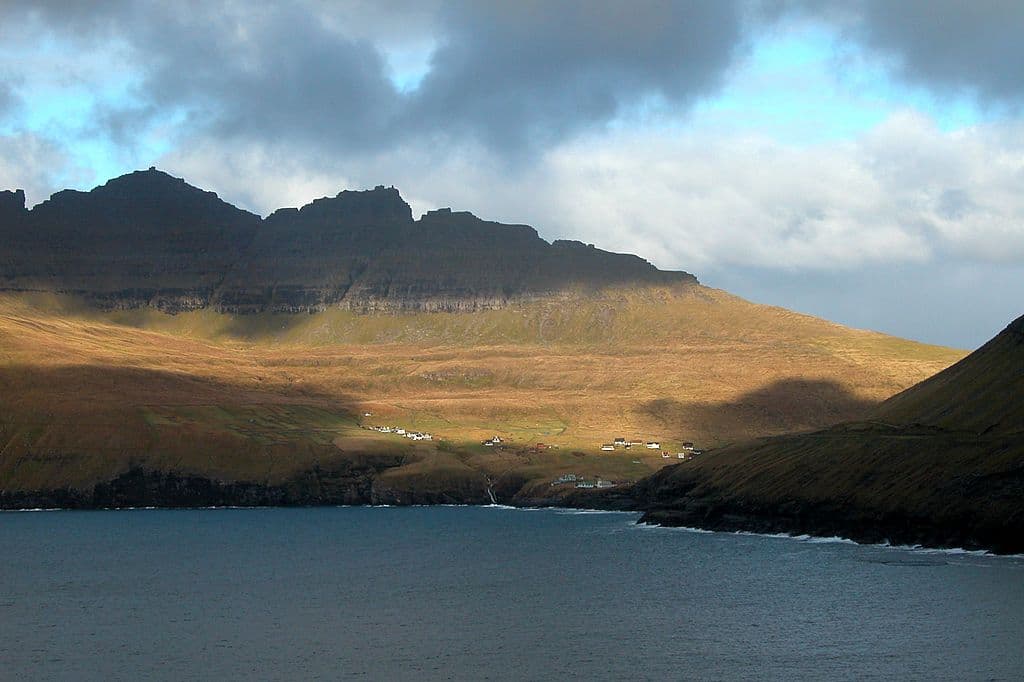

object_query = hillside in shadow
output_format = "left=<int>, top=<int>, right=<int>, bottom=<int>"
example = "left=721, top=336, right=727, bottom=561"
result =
left=632, top=314, right=1024, bottom=553
left=639, top=378, right=878, bottom=444
left=0, top=169, right=695, bottom=313
left=0, top=363, right=362, bottom=492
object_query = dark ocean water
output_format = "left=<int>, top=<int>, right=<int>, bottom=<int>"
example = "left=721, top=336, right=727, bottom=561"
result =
left=1, top=506, right=1022, bottom=681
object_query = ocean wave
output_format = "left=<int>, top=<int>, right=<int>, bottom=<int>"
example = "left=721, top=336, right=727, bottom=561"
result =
left=1, top=507, right=66, bottom=512
left=875, top=542, right=1024, bottom=559
left=637, top=524, right=1024, bottom=559
left=636, top=522, right=714, bottom=534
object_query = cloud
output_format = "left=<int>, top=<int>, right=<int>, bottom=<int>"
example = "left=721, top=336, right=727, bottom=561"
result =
left=158, top=109, right=1024, bottom=349
left=403, top=1, right=744, bottom=152
left=701, top=260, right=1024, bottom=350
left=0, top=81, right=17, bottom=117
left=0, top=132, right=80, bottom=206
left=6, top=1, right=1024, bottom=160
left=0, top=1, right=750, bottom=159
left=4, top=0, right=1024, bottom=348
left=801, top=0, right=1024, bottom=106
left=160, top=110, right=1024, bottom=271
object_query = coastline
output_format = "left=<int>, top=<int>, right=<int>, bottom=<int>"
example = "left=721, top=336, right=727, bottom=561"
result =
left=633, top=501, right=1024, bottom=556
left=2, top=466, right=1020, bottom=556
left=4, top=497, right=1022, bottom=560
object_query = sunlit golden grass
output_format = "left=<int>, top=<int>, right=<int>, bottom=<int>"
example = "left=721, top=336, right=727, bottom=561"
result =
left=0, top=286, right=965, bottom=493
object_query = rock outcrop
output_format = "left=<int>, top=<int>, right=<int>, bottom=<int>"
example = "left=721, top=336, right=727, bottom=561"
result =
left=0, top=170, right=697, bottom=312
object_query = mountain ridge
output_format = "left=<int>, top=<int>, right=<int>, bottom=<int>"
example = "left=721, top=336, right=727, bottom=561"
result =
left=0, top=169, right=696, bottom=313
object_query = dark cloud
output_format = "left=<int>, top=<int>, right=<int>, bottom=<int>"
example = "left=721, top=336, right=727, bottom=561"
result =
left=860, top=1, right=1024, bottom=103
left=1, top=1, right=747, bottom=156
left=5, top=1, right=1024, bottom=156
left=138, top=5, right=399, bottom=151
left=405, top=1, right=744, bottom=151
left=802, top=0, right=1024, bottom=105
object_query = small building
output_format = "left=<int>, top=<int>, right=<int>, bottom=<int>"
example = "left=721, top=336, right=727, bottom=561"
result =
left=629, top=440, right=644, bottom=447
left=363, top=412, right=373, bottom=417
left=601, top=444, right=615, bottom=451
left=646, top=441, right=661, bottom=449
left=575, top=481, right=596, bottom=489
left=491, top=436, right=503, bottom=444
left=677, top=453, right=687, bottom=459
left=662, top=452, right=671, bottom=458
left=613, top=437, right=626, bottom=446
left=596, top=480, right=616, bottom=489
left=682, top=442, right=695, bottom=451
left=396, top=428, right=406, bottom=435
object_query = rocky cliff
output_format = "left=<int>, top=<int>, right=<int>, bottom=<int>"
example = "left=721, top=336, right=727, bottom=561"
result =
left=0, top=169, right=696, bottom=312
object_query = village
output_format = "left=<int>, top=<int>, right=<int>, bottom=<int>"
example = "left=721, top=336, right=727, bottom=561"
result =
left=598, top=437, right=704, bottom=461
left=359, top=413, right=703, bottom=492
left=549, top=473, right=618, bottom=490
left=360, top=413, right=435, bottom=441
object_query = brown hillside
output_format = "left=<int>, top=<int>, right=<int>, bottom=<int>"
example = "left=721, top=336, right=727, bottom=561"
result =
left=0, top=287, right=961, bottom=499
left=874, top=314, right=1024, bottom=435
left=634, top=313, right=1024, bottom=553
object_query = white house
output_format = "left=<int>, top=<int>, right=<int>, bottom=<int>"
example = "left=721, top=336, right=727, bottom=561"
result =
left=601, top=444, right=614, bottom=451
left=646, top=441, right=660, bottom=449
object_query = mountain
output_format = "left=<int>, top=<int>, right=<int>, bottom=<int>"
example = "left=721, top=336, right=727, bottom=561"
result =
left=0, top=169, right=694, bottom=312
left=630, top=314, right=1024, bottom=553
left=0, top=169, right=967, bottom=521
left=0, top=170, right=262, bottom=310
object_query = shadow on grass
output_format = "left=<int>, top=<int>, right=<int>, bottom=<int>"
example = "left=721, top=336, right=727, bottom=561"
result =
left=640, top=378, right=879, bottom=443
left=0, top=362, right=359, bottom=410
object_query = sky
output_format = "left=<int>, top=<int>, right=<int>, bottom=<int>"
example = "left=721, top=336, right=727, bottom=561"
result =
left=0, top=1, right=1022, bottom=349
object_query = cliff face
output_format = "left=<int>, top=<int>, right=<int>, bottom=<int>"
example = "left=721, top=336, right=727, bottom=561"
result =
left=0, top=170, right=696, bottom=312
left=0, top=170, right=263, bottom=311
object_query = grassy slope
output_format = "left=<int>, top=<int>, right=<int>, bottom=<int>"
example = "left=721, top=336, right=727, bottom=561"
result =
left=635, top=315, right=1023, bottom=551
left=0, top=285, right=963, bottom=498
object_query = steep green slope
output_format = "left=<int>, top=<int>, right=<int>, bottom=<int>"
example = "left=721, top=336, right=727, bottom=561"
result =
left=632, top=315, right=1024, bottom=553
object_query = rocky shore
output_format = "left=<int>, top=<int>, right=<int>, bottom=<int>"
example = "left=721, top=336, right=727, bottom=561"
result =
left=4, top=462, right=1021, bottom=556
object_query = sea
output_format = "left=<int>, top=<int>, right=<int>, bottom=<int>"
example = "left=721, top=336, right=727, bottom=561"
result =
left=1, top=506, right=1022, bottom=681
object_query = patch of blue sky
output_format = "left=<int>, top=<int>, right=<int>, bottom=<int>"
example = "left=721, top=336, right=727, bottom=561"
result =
left=382, top=41, right=436, bottom=94
left=10, top=74, right=182, bottom=189
left=0, top=33, right=182, bottom=188
left=614, top=22, right=987, bottom=143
